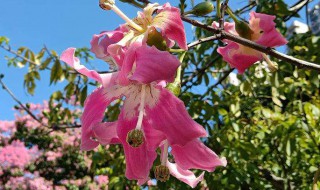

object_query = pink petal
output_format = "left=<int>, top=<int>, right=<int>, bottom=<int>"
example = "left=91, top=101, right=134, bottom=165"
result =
left=171, top=139, right=227, bottom=172
left=60, top=48, right=102, bottom=83
left=117, top=110, right=160, bottom=182
left=130, top=45, right=180, bottom=84
left=217, top=42, right=261, bottom=74
left=152, top=3, right=187, bottom=50
left=92, top=122, right=121, bottom=145
left=167, top=161, right=205, bottom=188
left=80, top=86, right=122, bottom=150
left=118, top=43, right=180, bottom=85
left=60, top=48, right=118, bottom=87
left=249, top=12, right=287, bottom=47
left=146, top=87, right=207, bottom=146
left=90, top=30, right=125, bottom=61
left=212, top=21, right=238, bottom=44
left=212, top=21, right=237, bottom=35
left=116, top=43, right=139, bottom=86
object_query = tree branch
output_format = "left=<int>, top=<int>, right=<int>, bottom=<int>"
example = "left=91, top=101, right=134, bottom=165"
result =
left=181, top=16, right=320, bottom=72
left=0, top=45, right=39, bottom=66
left=0, top=74, right=47, bottom=127
left=188, top=35, right=221, bottom=49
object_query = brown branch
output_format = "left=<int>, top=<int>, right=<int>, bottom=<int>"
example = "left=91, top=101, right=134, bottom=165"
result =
left=188, top=35, right=221, bottom=49
left=181, top=16, right=320, bottom=72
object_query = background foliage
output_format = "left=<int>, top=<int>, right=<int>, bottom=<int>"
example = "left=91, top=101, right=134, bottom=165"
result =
left=0, top=0, right=319, bottom=189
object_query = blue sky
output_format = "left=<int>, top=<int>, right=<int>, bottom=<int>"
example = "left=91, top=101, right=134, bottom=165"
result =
left=0, top=0, right=318, bottom=120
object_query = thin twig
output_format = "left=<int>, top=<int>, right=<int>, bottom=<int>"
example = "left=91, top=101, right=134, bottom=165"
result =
left=219, top=0, right=230, bottom=29
left=0, top=74, right=47, bottom=127
left=200, top=68, right=234, bottom=99
left=182, top=50, right=220, bottom=87
left=188, top=35, right=221, bottom=49
left=284, top=0, right=312, bottom=21
left=0, top=45, right=39, bottom=66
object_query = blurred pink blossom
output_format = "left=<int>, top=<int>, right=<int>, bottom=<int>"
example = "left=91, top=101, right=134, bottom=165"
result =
left=0, top=140, right=40, bottom=169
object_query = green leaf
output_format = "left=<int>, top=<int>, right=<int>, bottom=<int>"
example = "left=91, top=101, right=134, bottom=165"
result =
left=50, top=60, right=63, bottom=84
left=80, top=85, right=87, bottom=106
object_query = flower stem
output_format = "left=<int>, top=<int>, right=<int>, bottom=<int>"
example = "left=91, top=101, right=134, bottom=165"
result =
left=161, top=140, right=169, bottom=166
left=263, top=53, right=278, bottom=72
left=135, top=85, right=146, bottom=130
left=169, top=48, right=185, bottom=53
left=225, top=7, right=239, bottom=23
left=216, top=0, right=221, bottom=18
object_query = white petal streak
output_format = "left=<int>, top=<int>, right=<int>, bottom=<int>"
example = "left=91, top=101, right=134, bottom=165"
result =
left=123, top=84, right=160, bottom=119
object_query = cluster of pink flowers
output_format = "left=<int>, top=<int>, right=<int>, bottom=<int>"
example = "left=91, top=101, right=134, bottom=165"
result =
left=14, top=101, right=50, bottom=129
left=0, top=102, right=86, bottom=189
left=61, top=1, right=226, bottom=187
left=0, top=121, right=15, bottom=140
left=0, top=140, right=40, bottom=169
left=4, top=172, right=53, bottom=190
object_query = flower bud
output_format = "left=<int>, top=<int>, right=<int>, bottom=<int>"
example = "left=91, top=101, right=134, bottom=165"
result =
left=235, top=21, right=253, bottom=40
left=146, top=28, right=168, bottom=51
left=187, top=2, right=214, bottom=16
left=126, top=129, right=144, bottom=148
left=154, top=165, right=170, bottom=182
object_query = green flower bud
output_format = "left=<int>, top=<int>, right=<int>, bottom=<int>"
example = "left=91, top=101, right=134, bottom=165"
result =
left=235, top=21, right=253, bottom=40
left=146, top=28, right=168, bottom=51
left=186, top=2, right=214, bottom=16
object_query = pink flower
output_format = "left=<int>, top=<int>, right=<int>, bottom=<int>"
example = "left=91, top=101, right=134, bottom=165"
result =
left=45, top=150, right=63, bottom=161
left=213, top=12, right=287, bottom=73
left=60, top=42, right=209, bottom=184
left=91, top=2, right=187, bottom=68
left=0, top=120, right=15, bottom=139
left=61, top=2, right=226, bottom=187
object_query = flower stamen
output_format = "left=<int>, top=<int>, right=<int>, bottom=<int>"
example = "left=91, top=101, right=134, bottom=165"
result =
left=99, top=0, right=144, bottom=33
left=126, top=85, right=146, bottom=148
left=154, top=140, right=170, bottom=182
left=135, top=85, right=146, bottom=130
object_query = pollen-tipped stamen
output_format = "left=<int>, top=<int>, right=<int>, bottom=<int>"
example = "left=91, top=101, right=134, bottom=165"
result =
left=126, top=85, right=147, bottom=148
left=126, top=129, right=144, bottom=147
left=99, top=0, right=144, bottom=33
left=154, top=140, right=170, bottom=182
left=262, top=53, right=278, bottom=72
left=154, top=165, right=170, bottom=182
